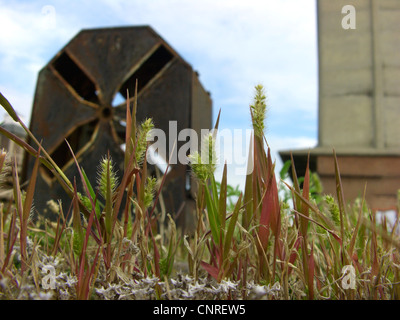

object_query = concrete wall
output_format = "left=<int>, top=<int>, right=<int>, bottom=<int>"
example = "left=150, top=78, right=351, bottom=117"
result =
left=318, top=0, right=400, bottom=151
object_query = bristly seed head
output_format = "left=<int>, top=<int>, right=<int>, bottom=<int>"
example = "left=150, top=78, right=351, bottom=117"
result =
left=144, top=176, right=157, bottom=209
left=188, top=131, right=217, bottom=182
left=324, top=195, right=340, bottom=226
left=97, top=155, right=118, bottom=200
left=250, top=84, right=267, bottom=138
left=135, top=118, right=154, bottom=164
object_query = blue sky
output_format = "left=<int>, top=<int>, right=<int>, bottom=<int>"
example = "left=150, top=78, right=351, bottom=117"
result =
left=0, top=0, right=318, bottom=189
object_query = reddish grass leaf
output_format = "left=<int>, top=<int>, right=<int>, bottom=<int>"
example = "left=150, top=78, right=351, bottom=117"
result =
left=258, top=149, right=280, bottom=250
left=201, top=260, right=219, bottom=281
left=300, top=152, right=310, bottom=238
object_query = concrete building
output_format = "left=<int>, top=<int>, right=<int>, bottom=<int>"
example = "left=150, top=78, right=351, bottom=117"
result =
left=280, top=0, right=400, bottom=210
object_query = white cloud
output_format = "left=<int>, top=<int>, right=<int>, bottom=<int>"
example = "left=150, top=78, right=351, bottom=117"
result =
left=0, top=1, right=79, bottom=119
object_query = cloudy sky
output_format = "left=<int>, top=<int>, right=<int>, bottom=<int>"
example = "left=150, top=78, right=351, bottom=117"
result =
left=0, top=0, right=319, bottom=189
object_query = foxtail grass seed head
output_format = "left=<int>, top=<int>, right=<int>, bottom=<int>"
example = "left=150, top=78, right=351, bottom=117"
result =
left=250, top=84, right=267, bottom=138
left=144, top=176, right=157, bottom=209
left=136, top=118, right=154, bottom=164
left=324, top=195, right=340, bottom=226
left=188, top=151, right=208, bottom=182
left=78, top=192, right=92, bottom=212
left=202, top=131, right=217, bottom=173
left=189, top=132, right=217, bottom=182
left=97, top=156, right=118, bottom=200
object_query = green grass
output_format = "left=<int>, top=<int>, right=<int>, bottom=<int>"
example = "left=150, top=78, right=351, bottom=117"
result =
left=0, top=87, right=399, bottom=300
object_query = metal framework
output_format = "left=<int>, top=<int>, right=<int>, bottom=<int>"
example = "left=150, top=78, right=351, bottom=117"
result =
left=23, top=26, right=212, bottom=225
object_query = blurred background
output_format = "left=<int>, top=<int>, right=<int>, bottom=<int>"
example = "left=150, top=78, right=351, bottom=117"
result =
left=0, top=0, right=319, bottom=190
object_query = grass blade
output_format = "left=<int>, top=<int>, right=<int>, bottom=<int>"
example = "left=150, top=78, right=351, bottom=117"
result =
left=23, top=146, right=41, bottom=223
left=308, top=244, right=315, bottom=300
left=204, top=183, right=220, bottom=245
left=300, top=152, right=310, bottom=237
left=218, top=163, right=228, bottom=235
left=81, top=168, right=102, bottom=217
left=258, top=149, right=280, bottom=250
left=282, top=180, right=339, bottom=236
left=348, top=184, right=367, bottom=260
left=11, top=158, right=25, bottom=273
left=0, top=91, right=19, bottom=121
left=243, top=134, right=254, bottom=230
left=223, top=193, right=242, bottom=261
left=72, top=180, right=84, bottom=255
left=200, top=260, right=219, bottom=280
left=333, top=149, right=346, bottom=245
